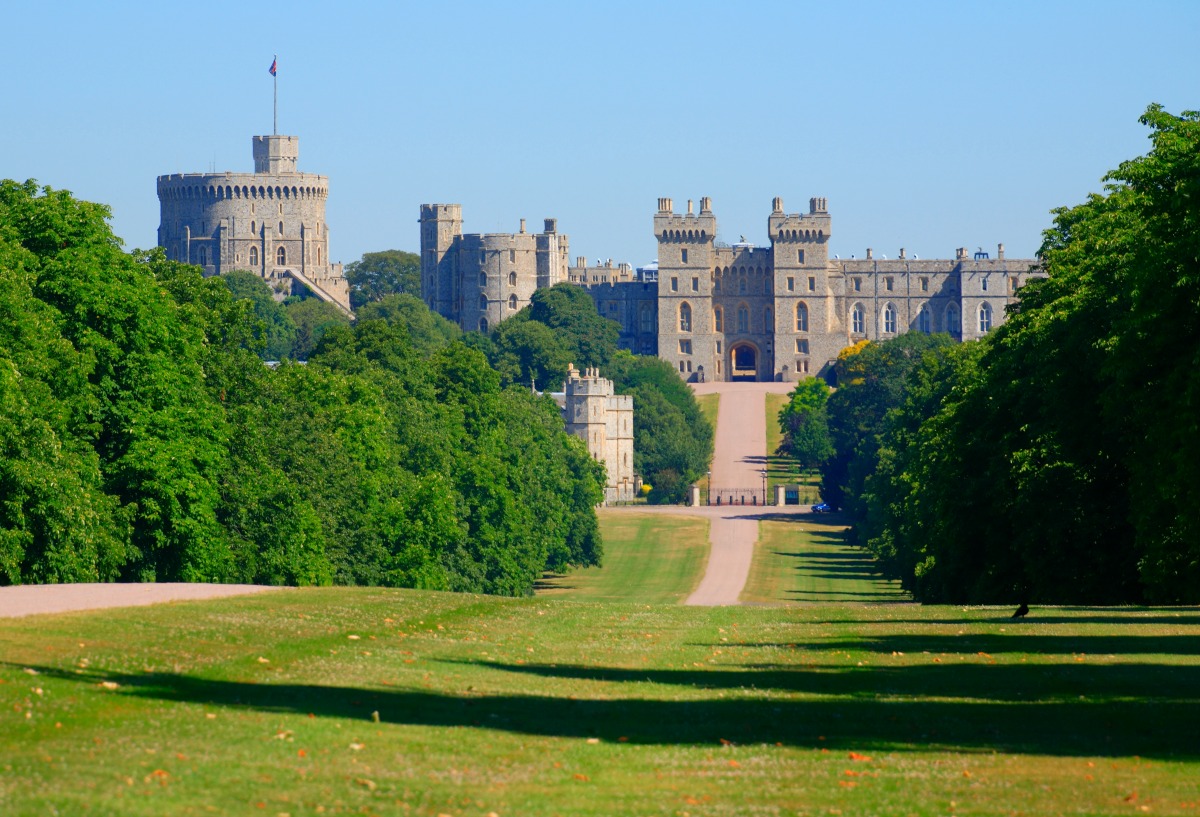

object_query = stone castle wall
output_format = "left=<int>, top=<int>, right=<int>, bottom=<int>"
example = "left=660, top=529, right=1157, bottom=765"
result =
left=560, top=364, right=635, bottom=504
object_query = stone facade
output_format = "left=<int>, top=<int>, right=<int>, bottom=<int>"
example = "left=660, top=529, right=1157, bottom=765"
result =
left=553, top=364, right=635, bottom=504
left=647, top=196, right=1041, bottom=381
left=157, top=135, right=351, bottom=313
left=419, top=205, right=570, bottom=333
left=567, top=258, right=659, bottom=356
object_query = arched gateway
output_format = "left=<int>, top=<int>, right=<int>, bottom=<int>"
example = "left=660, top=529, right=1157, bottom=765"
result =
left=730, top=342, right=759, bottom=382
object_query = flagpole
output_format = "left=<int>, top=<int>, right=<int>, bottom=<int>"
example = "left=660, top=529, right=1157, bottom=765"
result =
left=273, top=54, right=277, bottom=135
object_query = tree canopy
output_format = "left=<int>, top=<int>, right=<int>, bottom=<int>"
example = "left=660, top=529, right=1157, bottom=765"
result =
left=344, top=250, right=420, bottom=309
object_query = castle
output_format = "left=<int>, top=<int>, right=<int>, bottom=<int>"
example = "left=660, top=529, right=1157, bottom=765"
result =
left=422, top=197, right=1041, bottom=381
left=157, top=135, right=351, bottom=313
left=552, top=364, right=636, bottom=504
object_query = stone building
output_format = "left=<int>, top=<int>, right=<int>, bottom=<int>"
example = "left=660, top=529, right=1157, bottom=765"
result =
left=567, top=259, right=659, bottom=356
left=157, top=134, right=351, bottom=313
left=419, top=205, right=570, bottom=333
left=552, top=364, right=635, bottom=504
left=649, top=196, right=1041, bottom=382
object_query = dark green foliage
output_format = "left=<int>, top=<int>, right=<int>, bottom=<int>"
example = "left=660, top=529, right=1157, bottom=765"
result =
left=776, top=377, right=834, bottom=469
left=344, top=249, right=420, bottom=309
left=222, top=269, right=297, bottom=360
left=355, top=293, right=461, bottom=355
left=0, top=181, right=603, bottom=594
left=605, top=351, right=714, bottom=504
left=284, top=297, right=352, bottom=360
left=526, top=283, right=619, bottom=374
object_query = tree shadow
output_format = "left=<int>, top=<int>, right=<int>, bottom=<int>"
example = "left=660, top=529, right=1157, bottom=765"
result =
left=13, top=660, right=1198, bottom=760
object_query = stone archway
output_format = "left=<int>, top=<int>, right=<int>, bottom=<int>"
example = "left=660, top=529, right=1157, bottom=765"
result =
left=730, top=342, right=759, bottom=382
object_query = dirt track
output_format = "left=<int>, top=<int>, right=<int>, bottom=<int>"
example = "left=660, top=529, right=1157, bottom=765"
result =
left=0, top=583, right=284, bottom=619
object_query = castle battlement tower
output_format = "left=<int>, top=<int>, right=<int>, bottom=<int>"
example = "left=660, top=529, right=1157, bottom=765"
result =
left=157, top=134, right=350, bottom=314
left=562, top=364, right=635, bottom=503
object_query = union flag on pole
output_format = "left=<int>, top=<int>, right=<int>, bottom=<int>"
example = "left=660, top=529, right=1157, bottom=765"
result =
left=269, top=57, right=277, bottom=77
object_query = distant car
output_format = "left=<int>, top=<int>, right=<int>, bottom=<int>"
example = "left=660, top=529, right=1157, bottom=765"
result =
left=811, top=502, right=834, bottom=513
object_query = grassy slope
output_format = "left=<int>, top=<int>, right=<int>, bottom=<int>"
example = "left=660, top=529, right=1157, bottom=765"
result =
left=741, top=516, right=909, bottom=604
left=537, top=510, right=710, bottom=604
left=3, top=591, right=1199, bottom=816
left=695, top=392, right=719, bottom=432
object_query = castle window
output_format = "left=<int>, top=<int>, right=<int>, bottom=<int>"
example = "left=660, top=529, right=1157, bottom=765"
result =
left=278, top=221, right=284, bottom=236
left=1010, top=275, right=1019, bottom=293
left=249, top=246, right=259, bottom=267
left=854, top=277, right=862, bottom=292
left=799, top=359, right=810, bottom=374
left=946, top=303, right=961, bottom=334
left=198, top=246, right=207, bottom=266
left=883, top=303, right=897, bottom=334
left=679, top=361, right=686, bottom=373
left=739, top=278, right=746, bottom=294
left=808, top=276, right=815, bottom=292
left=679, top=339, right=692, bottom=355
left=979, top=302, right=993, bottom=333
left=692, top=277, right=698, bottom=292
left=640, top=305, right=654, bottom=332
left=796, top=339, right=809, bottom=354
left=716, top=340, right=722, bottom=354
left=509, top=271, right=517, bottom=286
left=480, top=294, right=488, bottom=310
left=885, top=277, right=894, bottom=292
left=479, top=250, right=486, bottom=265
left=679, top=302, right=692, bottom=332
left=714, top=307, right=723, bottom=332
left=797, top=249, right=805, bottom=264
left=918, top=305, right=931, bottom=334
left=737, top=305, right=749, bottom=333
left=681, top=249, right=688, bottom=264
left=480, top=317, right=489, bottom=333
left=671, top=277, right=678, bottom=292
left=479, top=272, right=487, bottom=288
left=921, top=277, right=929, bottom=292
left=982, top=276, right=989, bottom=292
left=787, top=277, right=794, bottom=292
left=852, top=303, right=865, bottom=334
left=509, top=294, right=518, bottom=310
left=509, top=249, right=515, bottom=263
left=317, top=246, right=322, bottom=265
left=796, top=302, right=809, bottom=332
left=276, top=246, right=286, bottom=266
left=250, top=220, right=256, bottom=236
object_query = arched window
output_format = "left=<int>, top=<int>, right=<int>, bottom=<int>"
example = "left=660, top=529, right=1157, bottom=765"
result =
left=250, top=220, right=256, bottom=236
left=917, top=305, right=931, bottom=334
left=714, top=306, right=724, bottom=332
left=509, top=271, right=517, bottom=286
left=679, top=302, right=692, bottom=332
left=796, top=302, right=809, bottom=332
left=979, top=302, right=993, bottom=333
left=508, top=294, right=518, bottom=310
left=249, top=246, right=259, bottom=267
left=946, top=303, right=961, bottom=334
left=479, top=317, right=489, bottom=333
left=852, top=303, right=865, bottom=334
left=479, top=272, right=487, bottom=288
left=198, top=246, right=207, bottom=266
left=276, top=246, right=286, bottom=266
left=278, top=221, right=284, bottom=236
left=640, top=305, right=654, bottom=333
left=883, top=303, right=897, bottom=334
left=316, top=246, right=322, bottom=265
left=479, top=294, right=488, bottom=311
left=737, top=305, right=749, bottom=333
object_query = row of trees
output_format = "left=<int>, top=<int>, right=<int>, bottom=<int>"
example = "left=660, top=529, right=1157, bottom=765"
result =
left=0, top=180, right=604, bottom=591
left=788, top=106, right=1199, bottom=605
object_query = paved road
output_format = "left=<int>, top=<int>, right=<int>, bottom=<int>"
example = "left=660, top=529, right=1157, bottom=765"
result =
left=0, top=583, right=284, bottom=619
left=685, top=381, right=798, bottom=606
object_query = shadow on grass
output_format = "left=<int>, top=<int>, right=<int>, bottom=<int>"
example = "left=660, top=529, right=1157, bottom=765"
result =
left=12, top=659, right=1198, bottom=760
left=713, top=632, right=1200, bottom=657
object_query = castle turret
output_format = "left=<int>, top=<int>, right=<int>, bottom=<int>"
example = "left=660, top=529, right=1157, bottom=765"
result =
left=655, top=196, right=718, bottom=382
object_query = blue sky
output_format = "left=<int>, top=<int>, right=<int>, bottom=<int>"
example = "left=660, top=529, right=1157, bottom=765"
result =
left=4, top=1, right=1197, bottom=268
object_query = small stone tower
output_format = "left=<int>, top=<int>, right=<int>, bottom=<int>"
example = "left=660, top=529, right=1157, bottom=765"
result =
left=562, top=364, right=635, bottom=503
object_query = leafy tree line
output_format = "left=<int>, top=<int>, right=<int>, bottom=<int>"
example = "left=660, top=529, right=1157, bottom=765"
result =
left=0, top=180, right=603, bottom=592
left=804, top=106, right=1200, bottom=605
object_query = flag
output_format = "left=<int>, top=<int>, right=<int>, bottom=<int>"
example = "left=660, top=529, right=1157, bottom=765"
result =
left=269, top=57, right=277, bottom=77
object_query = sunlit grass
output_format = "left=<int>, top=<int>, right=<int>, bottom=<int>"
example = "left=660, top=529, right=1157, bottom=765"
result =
left=537, top=510, right=710, bottom=603
left=741, top=517, right=910, bottom=604
left=765, top=392, right=820, bottom=501
left=4, top=590, right=1198, bottom=816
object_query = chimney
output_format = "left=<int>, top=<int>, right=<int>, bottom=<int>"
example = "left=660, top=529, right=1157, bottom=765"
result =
left=997, top=243, right=1005, bottom=260
left=519, top=218, right=526, bottom=234
left=658, top=197, right=673, bottom=213
left=899, top=248, right=906, bottom=259
left=772, top=196, right=783, bottom=214
left=687, top=199, right=694, bottom=215
left=700, top=196, right=712, bottom=213
left=866, top=248, right=873, bottom=260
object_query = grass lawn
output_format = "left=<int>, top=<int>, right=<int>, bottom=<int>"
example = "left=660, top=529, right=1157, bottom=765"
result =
left=740, top=515, right=910, bottom=604
left=3, top=590, right=1199, bottom=816
left=536, top=510, right=710, bottom=604
left=695, top=392, right=719, bottom=434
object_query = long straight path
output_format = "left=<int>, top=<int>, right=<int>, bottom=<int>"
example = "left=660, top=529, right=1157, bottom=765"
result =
left=684, top=381, right=795, bottom=606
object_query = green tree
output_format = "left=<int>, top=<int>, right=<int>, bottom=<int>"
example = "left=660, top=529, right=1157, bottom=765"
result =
left=222, top=269, right=297, bottom=360
left=526, top=283, right=619, bottom=371
left=776, top=377, right=834, bottom=469
left=285, top=297, right=351, bottom=360
left=344, top=250, right=420, bottom=309
left=489, top=316, right=572, bottom=390
left=355, top=293, right=461, bottom=355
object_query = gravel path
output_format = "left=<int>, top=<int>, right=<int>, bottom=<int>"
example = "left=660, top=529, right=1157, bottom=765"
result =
left=0, top=583, right=285, bottom=619
left=684, top=381, right=798, bottom=606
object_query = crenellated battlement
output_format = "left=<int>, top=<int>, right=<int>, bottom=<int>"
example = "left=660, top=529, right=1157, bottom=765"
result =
left=654, top=196, right=717, bottom=243
left=768, top=195, right=831, bottom=244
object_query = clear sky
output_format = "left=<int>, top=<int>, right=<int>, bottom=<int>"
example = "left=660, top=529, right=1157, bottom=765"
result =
left=4, top=1, right=1197, bottom=268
